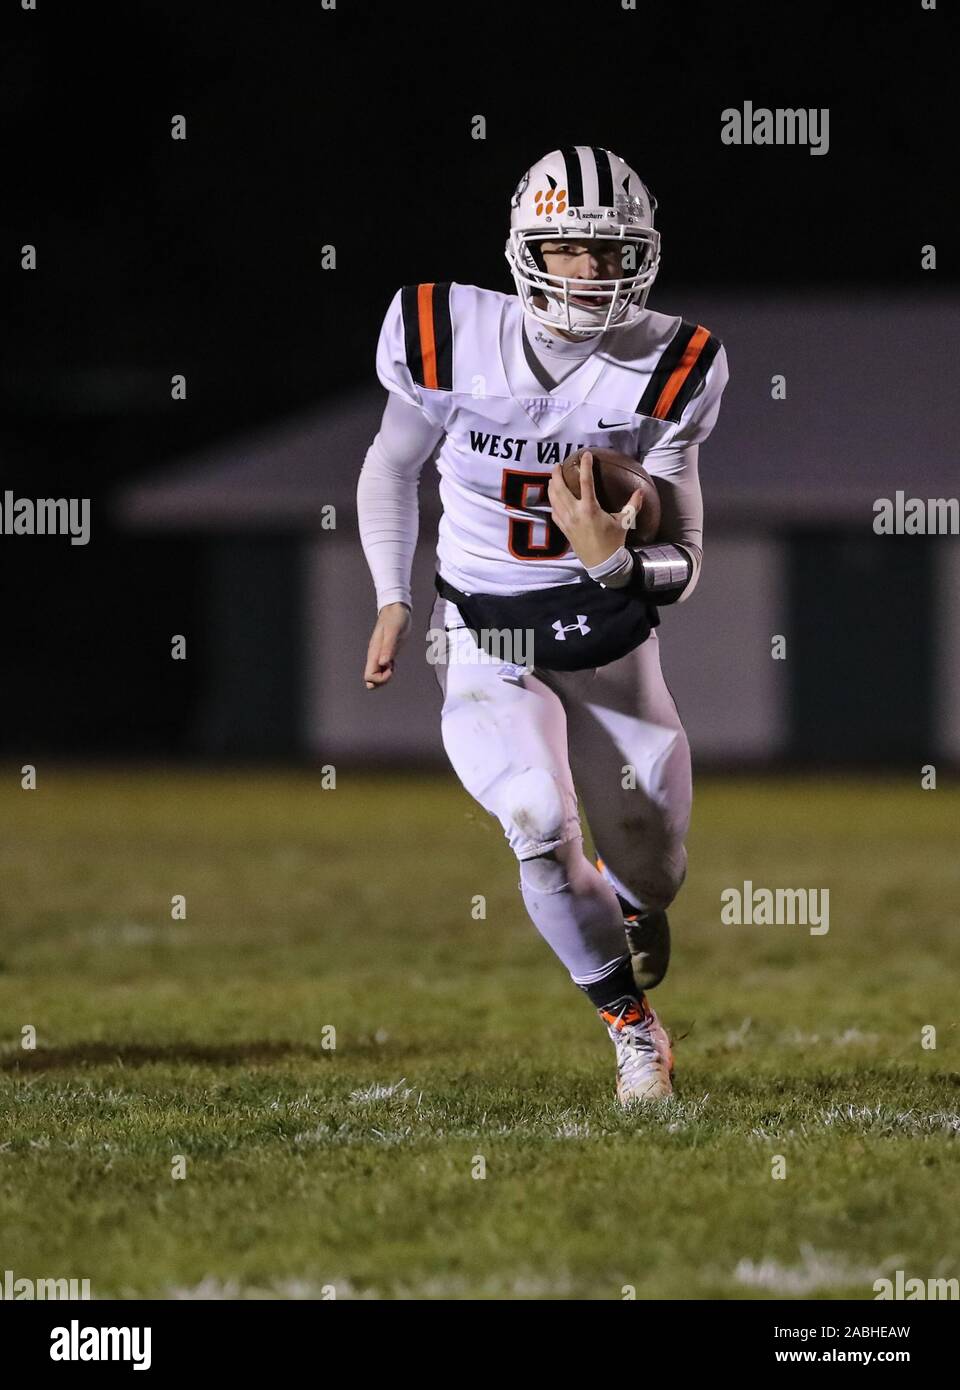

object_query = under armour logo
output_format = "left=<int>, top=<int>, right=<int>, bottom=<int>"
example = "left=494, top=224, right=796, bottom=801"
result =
left=552, top=615, right=591, bottom=640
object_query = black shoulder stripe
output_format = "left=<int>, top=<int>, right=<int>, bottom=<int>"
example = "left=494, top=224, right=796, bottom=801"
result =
left=429, top=282, right=454, bottom=392
left=636, top=320, right=722, bottom=423
left=400, top=285, right=422, bottom=381
left=400, top=282, right=454, bottom=391
left=636, top=321, right=700, bottom=418
left=669, top=333, right=721, bottom=422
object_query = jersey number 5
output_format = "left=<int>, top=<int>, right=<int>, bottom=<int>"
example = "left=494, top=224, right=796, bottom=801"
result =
left=501, top=469, right=570, bottom=560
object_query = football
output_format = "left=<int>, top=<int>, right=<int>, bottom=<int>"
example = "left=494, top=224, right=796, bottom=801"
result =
left=559, top=447, right=661, bottom=544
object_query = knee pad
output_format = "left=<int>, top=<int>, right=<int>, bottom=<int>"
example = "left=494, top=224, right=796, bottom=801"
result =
left=520, top=846, right=574, bottom=894
left=625, top=908, right=671, bottom=991
left=504, top=767, right=570, bottom=857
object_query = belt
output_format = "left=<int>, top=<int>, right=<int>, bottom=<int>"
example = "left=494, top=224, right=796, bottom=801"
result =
left=434, top=573, right=472, bottom=604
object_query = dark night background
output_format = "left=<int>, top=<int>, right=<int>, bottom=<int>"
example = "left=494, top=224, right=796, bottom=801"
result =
left=2, top=0, right=954, bottom=756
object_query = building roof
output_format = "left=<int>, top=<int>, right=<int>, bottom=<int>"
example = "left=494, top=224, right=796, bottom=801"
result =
left=116, top=292, right=960, bottom=531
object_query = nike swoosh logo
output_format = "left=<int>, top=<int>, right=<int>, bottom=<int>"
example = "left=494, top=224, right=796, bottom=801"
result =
left=598, top=418, right=632, bottom=429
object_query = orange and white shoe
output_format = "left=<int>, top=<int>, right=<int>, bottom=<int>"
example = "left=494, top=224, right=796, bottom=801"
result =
left=599, top=994, right=674, bottom=1104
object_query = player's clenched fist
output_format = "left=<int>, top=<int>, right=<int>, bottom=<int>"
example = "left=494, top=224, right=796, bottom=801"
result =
left=364, top=602, right=411, bottom=689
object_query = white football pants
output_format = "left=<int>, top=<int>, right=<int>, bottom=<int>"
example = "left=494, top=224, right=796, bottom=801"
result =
left=429, top=594, right=692, bottom=913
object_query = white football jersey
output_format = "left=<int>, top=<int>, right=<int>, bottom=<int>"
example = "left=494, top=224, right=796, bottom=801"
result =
left=376, top=282, right=728, bottom=596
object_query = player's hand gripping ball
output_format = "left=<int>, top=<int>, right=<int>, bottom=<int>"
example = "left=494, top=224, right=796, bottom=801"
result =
left=559, top=448, right=661, bottom=544
left=548, top=448, right=661, bottom=572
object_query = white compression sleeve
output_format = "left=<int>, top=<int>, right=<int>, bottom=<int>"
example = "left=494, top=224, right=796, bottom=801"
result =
left=356, top=393, right=444, bottom=611
left=645, top=442, right=703, bottom=601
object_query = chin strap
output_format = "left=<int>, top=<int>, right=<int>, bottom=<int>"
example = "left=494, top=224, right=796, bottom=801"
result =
left=539, top=294, right=605, bottom=336
left=548, top=303, right=643, bottom=338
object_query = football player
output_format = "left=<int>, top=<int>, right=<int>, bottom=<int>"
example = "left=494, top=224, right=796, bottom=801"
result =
left=357, top=146, right=728, bottom=1103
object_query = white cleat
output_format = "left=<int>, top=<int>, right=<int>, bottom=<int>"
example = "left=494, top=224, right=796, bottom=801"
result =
left=599, top=994, right=674, bottom=1104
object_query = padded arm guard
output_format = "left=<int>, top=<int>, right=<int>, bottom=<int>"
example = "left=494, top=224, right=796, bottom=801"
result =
left=587, top=543, right=693, bottom=605
left=627, top=544, right=693, bottom=605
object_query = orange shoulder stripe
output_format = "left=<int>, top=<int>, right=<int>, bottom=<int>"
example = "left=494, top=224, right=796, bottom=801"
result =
left=416, top=283, right=438, bottom=391
left=650, top=324, right=712, bottom=421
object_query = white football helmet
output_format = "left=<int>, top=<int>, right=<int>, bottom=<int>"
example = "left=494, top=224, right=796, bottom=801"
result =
left=504, top=146, right=660, bottom=337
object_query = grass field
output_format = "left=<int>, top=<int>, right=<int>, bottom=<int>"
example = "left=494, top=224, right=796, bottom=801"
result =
left=1, top=769, right=958, bottom=1300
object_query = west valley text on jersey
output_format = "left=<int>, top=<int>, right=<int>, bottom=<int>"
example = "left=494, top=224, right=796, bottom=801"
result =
left=469, top=432, right=596, bottom=464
